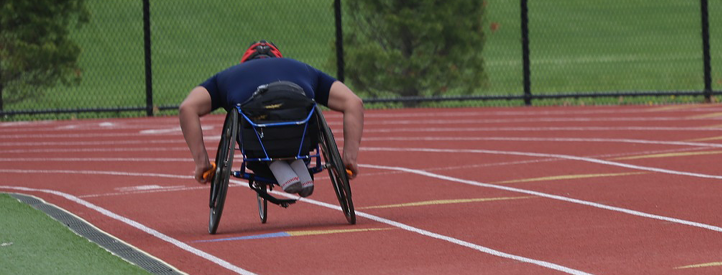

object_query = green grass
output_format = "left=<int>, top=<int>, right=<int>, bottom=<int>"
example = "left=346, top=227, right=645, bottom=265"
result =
left=484, top=0, right=722, bottom=95
left=0, top=193, right=151, bottom=275
left=4, top=0, right=722, bottom=116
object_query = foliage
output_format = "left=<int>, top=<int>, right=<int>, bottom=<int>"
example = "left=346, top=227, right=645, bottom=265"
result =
left=343, top=0, right=488, bottom=103
left=0, top=0, right=90, bottom=109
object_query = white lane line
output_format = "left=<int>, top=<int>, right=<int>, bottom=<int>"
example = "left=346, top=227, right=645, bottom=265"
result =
left=0, top=169, right=191, bottom=179
left=1, top=125, right=722, bottom=140
left=275, top=186, right=591, bottom=275
left=0, top=141, right=710, bottom=168
left=360, top=136, right=722, bottom=148
left=363, top=126, right=722, bottom=133
left=7, top=114, right=722, bottom=133
left=0, top=140, right=187, bottom=147
left=5, top=155, right=722, bottom=270
left=1, top=134, right=720, bottom=273
left=0, top=174, right=592, bottom=275
left=364, top=117, right=722, bottom=125
left=0, top=120, right=55, bottom=127
left=0, top=133, right=183, bottom=139
left=361, top=107, right=722, bottom=118
left=78, top=186, right=207, bottom=198
left=0, top=157, right=191, bottom=162
left=0, top=147, right=191, bottom=153
left=2, top=124, right=185, bottom=132
left=358, top=164, right=722, bottom=233
left=362, top=147, right=722, bottom=180
left=0, top=185, right=256, bottom=275
left=2, top=135, right=720, bottom=154
left=5, top=152, right=722, bottom=272
left=0, top=124, right=210, bottom=133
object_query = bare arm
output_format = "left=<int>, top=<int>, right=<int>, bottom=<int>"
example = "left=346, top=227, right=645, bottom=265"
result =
left=325, top=81, right=364, bottom=179
left=179, top=86, right=214, bottom=183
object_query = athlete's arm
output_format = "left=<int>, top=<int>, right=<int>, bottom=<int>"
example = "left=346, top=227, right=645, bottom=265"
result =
left=325, top=81, right=364, bottom=179
left=179, top=86, right=214, bottom=183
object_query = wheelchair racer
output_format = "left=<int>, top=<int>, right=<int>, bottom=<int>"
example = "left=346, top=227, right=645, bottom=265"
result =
left=179, top=40, right=364, bottom=197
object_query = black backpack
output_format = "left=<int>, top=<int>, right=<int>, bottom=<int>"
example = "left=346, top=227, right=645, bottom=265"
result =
left=239, top=81, right=318, bottom=159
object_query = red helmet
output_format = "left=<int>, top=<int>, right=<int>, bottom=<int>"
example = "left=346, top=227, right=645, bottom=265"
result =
left=240, top=40, right=283, bottom=63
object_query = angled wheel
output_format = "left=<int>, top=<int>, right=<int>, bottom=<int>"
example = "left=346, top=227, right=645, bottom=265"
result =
left=256, top=185, right=268, bottom=223
left=316, top=108, right=356, bottom=224
left=208, top=110, right=238, bottom=234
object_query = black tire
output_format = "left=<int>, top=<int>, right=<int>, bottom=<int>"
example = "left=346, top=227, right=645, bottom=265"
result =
left=208, top=110, right=238, bottom=234
left=316, top=108, right=356, bottom=224
left=256, top=188, right=268, bottom=224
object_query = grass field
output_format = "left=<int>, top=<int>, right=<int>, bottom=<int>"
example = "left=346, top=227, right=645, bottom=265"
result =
left=483, top=0, right=721, bottom=94
left=8, top=0, right=337, bottom=113
left=0, top=194, right=150, bottom=274
left=4, top=0, right=722, bottom=116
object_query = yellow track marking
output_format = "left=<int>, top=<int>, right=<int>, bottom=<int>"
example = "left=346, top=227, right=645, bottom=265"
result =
left=686, top=112, right=722, bottom=119
left=286, top=228, right=393, bottom=236
left=495, top=172, right=646, bottom=184
left=687, top=135, right=722, bottom=141
left=611, top=150, right=722, bottom=160
left=358, top=196, right=534, bottom=210
left=646, top=105, right=703, bottom=112
left=675, top=262, right=722, bottom=269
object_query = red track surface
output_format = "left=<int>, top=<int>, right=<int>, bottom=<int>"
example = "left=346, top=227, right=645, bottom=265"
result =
left=3, top=105, right=722, bottom=274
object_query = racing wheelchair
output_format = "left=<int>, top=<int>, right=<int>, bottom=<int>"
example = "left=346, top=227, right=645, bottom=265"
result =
left=206, top=81, right=355, bottom=234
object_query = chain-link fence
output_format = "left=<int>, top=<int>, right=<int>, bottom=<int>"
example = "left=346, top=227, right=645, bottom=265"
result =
left=520, top=0, right=719, bottom=106
left=1, top=0, right=720, bottom=119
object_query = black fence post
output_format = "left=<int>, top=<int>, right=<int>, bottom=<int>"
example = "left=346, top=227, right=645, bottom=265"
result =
left=143, top=0, right=154, bottom=116
left=0, top=66, right=4, bottom=111
left=334, top=0, right=345, bottom=82
left=520, top=0, right=532, bottom=106
left=700, top=0, right=712, bottom=103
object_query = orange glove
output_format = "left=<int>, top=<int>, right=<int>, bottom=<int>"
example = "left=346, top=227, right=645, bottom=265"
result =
left=202, top=162, right=217, bottom=182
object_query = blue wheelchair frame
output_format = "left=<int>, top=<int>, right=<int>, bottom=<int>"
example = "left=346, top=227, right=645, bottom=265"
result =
left=231, top=103, right=323, bottom=209
left=207, top=101, right=355, bottom=233
left=233, top=103, right=324, bottom=179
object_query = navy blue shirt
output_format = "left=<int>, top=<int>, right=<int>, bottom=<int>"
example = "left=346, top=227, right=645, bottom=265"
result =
left=200, top=58, right=337, bottom=112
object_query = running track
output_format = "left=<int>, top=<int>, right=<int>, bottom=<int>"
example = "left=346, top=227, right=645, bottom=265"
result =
left=2, top=105, right=722, bottom=274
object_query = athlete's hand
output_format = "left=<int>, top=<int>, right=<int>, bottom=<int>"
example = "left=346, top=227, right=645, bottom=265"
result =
left=343, top=158, right=358, bottom=180
left=196, top=162, right=215, bottom=184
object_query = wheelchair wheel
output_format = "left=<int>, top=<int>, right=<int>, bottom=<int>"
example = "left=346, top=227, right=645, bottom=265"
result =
left=316, top=108, right=356, bottom=224
left=256, top=190, right=268, bottom=224
left=208, top=110, right=238, bottom=234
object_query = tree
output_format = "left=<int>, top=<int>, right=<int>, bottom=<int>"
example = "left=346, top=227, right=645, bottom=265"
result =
left=0, top=0, right=89, bottom=111
left=344, top=0, right=487, bottom=105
